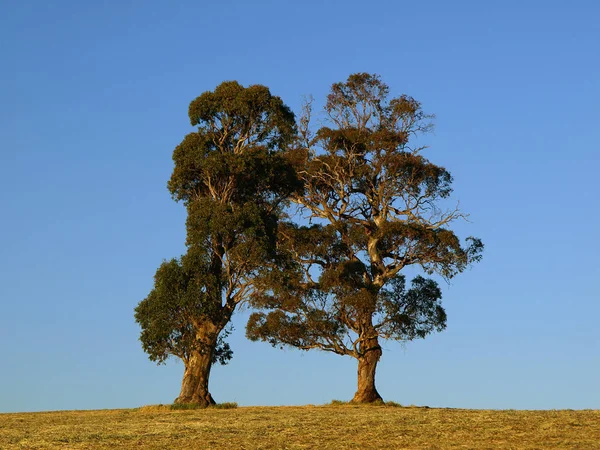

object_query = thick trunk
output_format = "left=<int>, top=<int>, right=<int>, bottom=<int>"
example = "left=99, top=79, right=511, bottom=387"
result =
left=175, top=330, right=218, bottom=406
left=351, top=336, right=383, bottom=403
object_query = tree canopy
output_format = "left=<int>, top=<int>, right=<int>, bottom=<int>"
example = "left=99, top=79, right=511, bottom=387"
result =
left=135, top=81, right=300, bottom=405
left=247, top=73, right=483, bottom=403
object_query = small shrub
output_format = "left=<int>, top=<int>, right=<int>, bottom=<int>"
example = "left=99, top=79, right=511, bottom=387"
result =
left=169, top=402, right=238, bottom=410
left=328, top=399, right=402, bottom=407
left=170, top=403, right=205, bottom=410
left=369, top=400, right=386, bottom=406
left=385, top=401, right=402, bottom=408
left=212, top=402, right=238, bottom=409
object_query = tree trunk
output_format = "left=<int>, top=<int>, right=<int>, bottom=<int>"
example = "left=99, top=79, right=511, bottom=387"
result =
left=351, top=336, right=383, bottom=403
left=174, top=330, right=217, bottom=406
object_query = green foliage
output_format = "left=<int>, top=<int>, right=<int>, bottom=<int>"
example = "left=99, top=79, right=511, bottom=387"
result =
left=136, top=81, right=299, bottom=385
left=168, top=81, right=299, bottom=205
left=377, top=275, right=446, bottom=340
left=248, top=73, right=483, bottom=362
left=134, top=258, right=233, bottom=365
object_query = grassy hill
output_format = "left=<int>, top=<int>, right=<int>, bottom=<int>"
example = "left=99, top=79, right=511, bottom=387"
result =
left=1, top=404, right=599, bottom=449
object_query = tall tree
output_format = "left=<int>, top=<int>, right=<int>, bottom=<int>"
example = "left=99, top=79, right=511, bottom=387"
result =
left=247, top=73, right=483, bottom=403
left=135, top=81, right=299, bottom=405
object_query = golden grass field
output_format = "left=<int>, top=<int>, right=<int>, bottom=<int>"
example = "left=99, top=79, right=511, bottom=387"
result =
left=1, top=404, right=599, bottom=449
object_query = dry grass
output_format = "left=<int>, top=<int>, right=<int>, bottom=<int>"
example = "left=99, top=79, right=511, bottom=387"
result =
left=1, top=404, right=599, bottom=449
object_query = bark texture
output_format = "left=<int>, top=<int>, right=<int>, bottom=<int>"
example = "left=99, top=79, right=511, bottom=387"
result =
left=351, top=336, right=383, bottom=403
left=174, top=330, right=218, bottom=406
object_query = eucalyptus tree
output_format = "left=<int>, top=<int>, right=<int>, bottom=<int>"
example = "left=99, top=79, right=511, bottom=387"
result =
left=247, top=73, right=483, bottom=403
left=135, top=81, right=299, bottom=405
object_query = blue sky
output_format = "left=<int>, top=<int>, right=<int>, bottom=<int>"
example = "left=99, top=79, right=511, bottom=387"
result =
left=1, top=1, right=599, bottom=413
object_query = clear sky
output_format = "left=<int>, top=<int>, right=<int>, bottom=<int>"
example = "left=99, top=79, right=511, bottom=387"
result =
left=1, top=1, right=599, bottom=413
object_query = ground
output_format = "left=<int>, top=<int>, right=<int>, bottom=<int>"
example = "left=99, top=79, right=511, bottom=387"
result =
left=1, top=404, right=599, bottom=449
